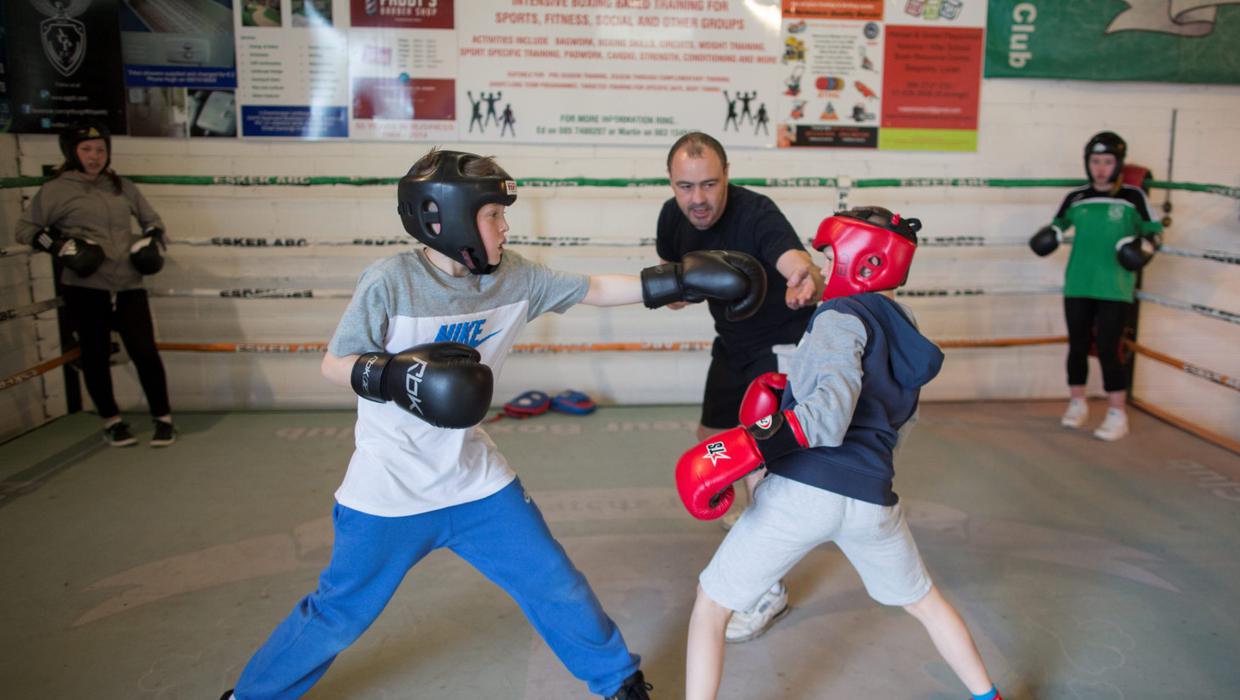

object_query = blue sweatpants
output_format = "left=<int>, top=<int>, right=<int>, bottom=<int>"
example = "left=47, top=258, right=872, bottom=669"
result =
left=234, top=479, right=639, bottom=698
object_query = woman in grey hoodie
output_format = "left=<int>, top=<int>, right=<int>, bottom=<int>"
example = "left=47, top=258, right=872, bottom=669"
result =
left=16, top=120, right=175, bottom=447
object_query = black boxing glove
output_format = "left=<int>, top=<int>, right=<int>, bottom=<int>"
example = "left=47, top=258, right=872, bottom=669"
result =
left=32, top=226, right=105, bottom=277
left=1115, top=234, right=1159, bottom=271
left=1029, top=225, right=1062, bottom=257
left=130, top=226, right=166, bottom=275
left=350, top=342, right=494, bottom=429
left=641, top=250, right=768, bottom=321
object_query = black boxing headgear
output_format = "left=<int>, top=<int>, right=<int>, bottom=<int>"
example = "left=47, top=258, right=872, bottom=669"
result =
left=1084, top=131, right=1126, bottom=184
left=397, top=151, right=517, bottom=275
left=59, top=120, right=112, bottom=172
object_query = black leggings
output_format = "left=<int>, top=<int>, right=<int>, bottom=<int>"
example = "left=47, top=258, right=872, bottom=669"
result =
left=1064, top=296, right=1132, bottom=393
left=63, top=286, right=170, bottom=418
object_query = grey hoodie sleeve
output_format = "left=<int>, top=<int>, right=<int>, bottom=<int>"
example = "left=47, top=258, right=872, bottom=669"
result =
left=122, top=179, right=164, bottom=234
left=784, top=309, right=867, bottom=447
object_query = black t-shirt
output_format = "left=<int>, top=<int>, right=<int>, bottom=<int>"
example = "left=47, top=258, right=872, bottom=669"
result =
left=656, top=184, right=814, bottom=362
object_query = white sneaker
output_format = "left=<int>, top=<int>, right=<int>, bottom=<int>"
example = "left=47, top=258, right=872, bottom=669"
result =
left=1060, top=399, right=1089, bottom=429
left=725, top=581, right=789, bottom=643
left=1093, top=408, right=1129, bottom=441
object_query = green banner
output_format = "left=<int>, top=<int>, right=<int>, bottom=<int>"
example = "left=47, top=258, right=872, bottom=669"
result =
left=985, top=0, right=1240, bottom=84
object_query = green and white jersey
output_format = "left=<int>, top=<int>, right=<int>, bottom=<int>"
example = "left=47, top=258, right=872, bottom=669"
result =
left=1052, top=184, right=1162, bottom=302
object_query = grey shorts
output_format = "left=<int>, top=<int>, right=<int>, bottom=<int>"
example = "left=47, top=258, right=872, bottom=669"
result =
left=699, top=474, right=932, bottom=611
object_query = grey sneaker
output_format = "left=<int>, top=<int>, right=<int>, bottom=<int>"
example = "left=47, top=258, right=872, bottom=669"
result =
left=103, top=421, right=137, bottom=447
left=725, top=581, right=789, bottom=643
left=605, top=670, right=653, bottom=700
left=150, top=420, right=176, bottom=447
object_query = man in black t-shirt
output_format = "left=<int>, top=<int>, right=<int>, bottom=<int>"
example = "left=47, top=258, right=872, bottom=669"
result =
left=656, top=132, right=823, bottom=447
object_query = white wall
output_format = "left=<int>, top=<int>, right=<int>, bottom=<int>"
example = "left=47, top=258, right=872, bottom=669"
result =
left=8, top=78, right=1240, bottom=443
left=1, top=134, right=67, bottom=442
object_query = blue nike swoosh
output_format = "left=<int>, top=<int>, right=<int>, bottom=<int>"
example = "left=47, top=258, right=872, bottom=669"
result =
left=473, top=330, right=502, bottom=347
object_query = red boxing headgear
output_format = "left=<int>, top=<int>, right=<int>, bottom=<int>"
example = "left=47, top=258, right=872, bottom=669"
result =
left=812, top=206, right=921, bottom=300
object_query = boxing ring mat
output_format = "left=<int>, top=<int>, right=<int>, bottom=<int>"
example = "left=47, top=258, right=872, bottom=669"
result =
left=1, top=400, right=1238, bottom=698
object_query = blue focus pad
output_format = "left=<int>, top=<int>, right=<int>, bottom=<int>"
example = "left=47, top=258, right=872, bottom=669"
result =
left=551, top=390, right=597, bottom=415
left=503, top=390, right=551, bottom=419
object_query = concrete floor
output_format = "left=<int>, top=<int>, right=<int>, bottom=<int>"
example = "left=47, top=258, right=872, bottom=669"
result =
left=1, top=402, right=1238, bottom=699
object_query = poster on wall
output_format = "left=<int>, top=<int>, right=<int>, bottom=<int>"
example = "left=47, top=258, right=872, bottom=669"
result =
left=234, top=0, right=349, bottom=138
left=777, top=0, right=984, bottom=151
left=456, top=1, right=781, bottom=147
left=120, top=0, right=238, bottom=138
left=2, top=0, right=127, bottom=135
left=347, top=0, right=456, bottom=141
left=879, top=0, right=984, bottom=151
left=985, top=0, right=1240, bottom=84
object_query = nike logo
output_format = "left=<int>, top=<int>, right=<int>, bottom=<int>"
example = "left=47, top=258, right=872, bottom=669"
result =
left=434, top=319, right=502, bottom=348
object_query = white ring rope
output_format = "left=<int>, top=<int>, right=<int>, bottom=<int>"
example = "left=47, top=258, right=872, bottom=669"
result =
left=1135, top=291, right=1240, bottom=326
left=0, top=298, right=61, bottom=323
left=144, top=286, right=1071, bottom=301
left=1158, top=245, right=1240, bottom=266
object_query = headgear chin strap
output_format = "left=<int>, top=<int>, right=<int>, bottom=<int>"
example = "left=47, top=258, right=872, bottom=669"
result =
left=59, top=120, right=112, bottom=172
left=812, top=206, right=921, bottom=300
left=396, top=150, right=517, bottom=275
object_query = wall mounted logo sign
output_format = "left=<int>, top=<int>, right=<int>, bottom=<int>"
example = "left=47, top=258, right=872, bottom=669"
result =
left=33, top=0, right=91, bottom=78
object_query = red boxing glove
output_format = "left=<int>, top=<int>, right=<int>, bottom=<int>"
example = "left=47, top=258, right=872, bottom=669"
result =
left=739, top=372, right=787, bottom=426
left=675, top=410, right=809, bottom=520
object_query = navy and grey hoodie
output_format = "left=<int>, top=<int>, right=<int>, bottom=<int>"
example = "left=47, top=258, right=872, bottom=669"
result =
left=768, top=292, right=943, bottom=506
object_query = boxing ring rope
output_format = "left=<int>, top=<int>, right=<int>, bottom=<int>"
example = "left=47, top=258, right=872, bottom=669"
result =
left=1134, top=292, right=1240, bottom=326
left=1157, top=246, right=1240, bottom=266
left=1128, top=398, right=1240, bottom=455
left=2, top=174, right=1238, bottom=197
left=0, top=348, right=79, bottom=391
left=5, top=237, right=1239, bottom=261
left=152, top=336, right=1075, bottom=355
left=115, top=287, right=1240, bottom=329
left=0, top=298, right=62, bottom=323
left=1126, top=341, right=1240, bottom=392
left=1, top=243, right=37, bottom=258
left=134, top=286, right=1078, bottom=300
left=9, top=334, right=1236, bottom=390
left=3, top=314, right=1236, bottom=453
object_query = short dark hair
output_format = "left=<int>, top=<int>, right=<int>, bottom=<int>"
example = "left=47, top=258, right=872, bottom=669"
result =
left=410, top=147, right=508, bottom=179
left=666, top=132, right=728, bottom=172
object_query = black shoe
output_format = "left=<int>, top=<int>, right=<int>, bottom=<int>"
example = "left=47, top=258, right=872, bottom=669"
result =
left=103, top=421, right=137, bottom=447
left=150, top=419, right=177, bottom=447
left=219, top=691, right=234, bottom=700
left=606, top=670, right=653, bottom=700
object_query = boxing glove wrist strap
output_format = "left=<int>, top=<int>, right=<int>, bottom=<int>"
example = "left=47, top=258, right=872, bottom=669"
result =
left=748, top=410, right=808, bottom=463
left=351, top=353, right=392, bottom=403
left=639, top=264, right=682, bottom=308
